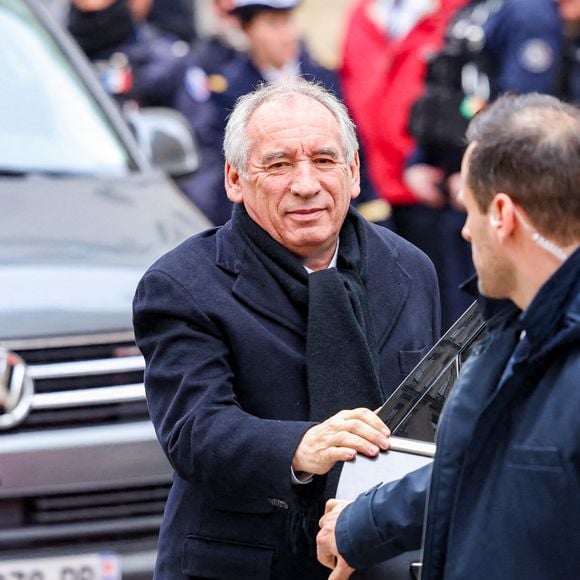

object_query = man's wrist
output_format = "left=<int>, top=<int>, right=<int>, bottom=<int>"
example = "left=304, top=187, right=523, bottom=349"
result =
left=291, top=466, right=314, bottom=485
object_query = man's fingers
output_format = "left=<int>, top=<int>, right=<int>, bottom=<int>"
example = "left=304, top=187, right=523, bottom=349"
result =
left=325, top=498, right=344, bottom=513
left=293, top=408, right=391, bottom=474
left=331, top=417, right=390, bottom=454
left=317, top=546, right=337, bottom=571
left=339, top=407, right=390, bottom=434
left=328, top=557, right=354, bottom=580
left=316, top=526, right=338, bottom=570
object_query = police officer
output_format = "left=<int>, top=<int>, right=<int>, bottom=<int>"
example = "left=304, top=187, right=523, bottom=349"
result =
left=176, top=0, right=387, bottom=226
left=405, top=0, right=563, bottom=330
left=68, top=0, right=190, bottom=108
left=171, top=0, right=249, bottom=225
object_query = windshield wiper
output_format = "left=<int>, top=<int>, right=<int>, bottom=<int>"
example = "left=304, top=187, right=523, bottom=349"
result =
left=0, top=169, right=27, bottom=177
left=0, top=168, right=93, bottom=178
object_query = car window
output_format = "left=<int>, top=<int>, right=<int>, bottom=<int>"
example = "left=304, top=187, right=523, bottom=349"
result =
left=378, top=301, right=487, bottom=444
left=0, top=0, right=131, bottom=175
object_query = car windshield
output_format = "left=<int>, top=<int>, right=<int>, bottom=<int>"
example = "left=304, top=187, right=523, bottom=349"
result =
left=0, top=0, right=131, bottom=175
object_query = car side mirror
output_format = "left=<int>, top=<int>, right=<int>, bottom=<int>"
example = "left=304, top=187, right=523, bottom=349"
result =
left=126, top=107, right=200, bottom=178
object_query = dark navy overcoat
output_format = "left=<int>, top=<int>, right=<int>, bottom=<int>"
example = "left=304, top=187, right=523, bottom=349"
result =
left=133, top=215, right=440, bottom=579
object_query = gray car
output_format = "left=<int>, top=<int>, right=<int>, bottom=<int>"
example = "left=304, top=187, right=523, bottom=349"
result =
left=0, top=0, right=208, bottom=577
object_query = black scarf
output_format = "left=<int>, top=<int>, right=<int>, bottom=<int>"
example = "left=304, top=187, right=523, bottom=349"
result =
left=233, top=204, right=384, bottom=551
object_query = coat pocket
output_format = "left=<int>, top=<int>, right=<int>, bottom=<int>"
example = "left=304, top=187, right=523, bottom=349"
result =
left=182, top=535, right=274, bottom=579
left=398, top=347, right=429, bottom=377
left=210, top=493, right=275, bottom=514
left=506, top=445, right=563, bottom=473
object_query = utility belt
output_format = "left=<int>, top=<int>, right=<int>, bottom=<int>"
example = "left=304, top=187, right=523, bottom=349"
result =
left=408, top=0, right=503, bottom=149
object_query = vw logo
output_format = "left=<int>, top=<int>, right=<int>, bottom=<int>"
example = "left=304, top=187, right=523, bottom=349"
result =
left=0, top=348, right=34, bottom=430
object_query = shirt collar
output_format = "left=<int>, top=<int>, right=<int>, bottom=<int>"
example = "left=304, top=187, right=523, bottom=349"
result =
left=304, top=241, right=340, bottom=274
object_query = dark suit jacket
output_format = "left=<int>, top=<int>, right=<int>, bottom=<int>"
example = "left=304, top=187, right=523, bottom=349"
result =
left=132, top=216, right=440, bottom=579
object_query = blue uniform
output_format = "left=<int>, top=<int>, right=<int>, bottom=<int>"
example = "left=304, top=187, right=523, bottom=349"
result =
left=555, top=34, right=580, bottom=102
left=172, top=38, right=245, bottom=226
left=484, top=0, right=562, bottom=95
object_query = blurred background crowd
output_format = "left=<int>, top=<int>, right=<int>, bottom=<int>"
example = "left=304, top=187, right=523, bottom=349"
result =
left=47, top=0, right=580, bottom=332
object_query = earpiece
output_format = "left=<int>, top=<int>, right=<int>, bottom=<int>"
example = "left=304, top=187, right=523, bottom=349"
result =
left=489, top=215, right=500, bottom=227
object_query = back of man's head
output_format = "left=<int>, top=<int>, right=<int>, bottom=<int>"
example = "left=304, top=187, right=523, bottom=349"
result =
left=466, top=93, right=580, bottom=245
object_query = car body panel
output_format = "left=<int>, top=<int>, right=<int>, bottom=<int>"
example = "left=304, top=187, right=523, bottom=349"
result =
left=0, top=173, right=209, bottom=339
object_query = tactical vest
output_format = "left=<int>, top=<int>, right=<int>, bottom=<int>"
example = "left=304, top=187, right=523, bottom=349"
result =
left=408, top=0, right=504, bottom=149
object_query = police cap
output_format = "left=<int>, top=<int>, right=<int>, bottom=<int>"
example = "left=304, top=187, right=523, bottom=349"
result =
left=229, top=0, right=299, bottom=14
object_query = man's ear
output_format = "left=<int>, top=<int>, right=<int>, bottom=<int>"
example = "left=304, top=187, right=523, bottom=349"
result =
left=489, top=193, right=516, bottom=238
left=225, top=161, right=244, bottom=204
left=349, top=152, right=361, bottom=201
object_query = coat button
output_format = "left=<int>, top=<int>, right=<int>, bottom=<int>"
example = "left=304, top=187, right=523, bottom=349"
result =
left=268, top=498, right=289, bottom=510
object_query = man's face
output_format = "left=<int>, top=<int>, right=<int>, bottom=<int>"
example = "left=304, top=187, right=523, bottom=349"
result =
left=244, top=10, right=300, bottom=69
left=226, top=95, right=360, bottom=264
left=128, top=0, right=153, bottom=21
left=460, top=145, right=515, bottom=298
left=558, top=0, right=580, bottom=22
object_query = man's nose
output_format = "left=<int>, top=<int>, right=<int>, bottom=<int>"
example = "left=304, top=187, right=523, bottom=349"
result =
left=290, top=162, right=321, bottom=197
left=461, top=222, right=471, bottom=242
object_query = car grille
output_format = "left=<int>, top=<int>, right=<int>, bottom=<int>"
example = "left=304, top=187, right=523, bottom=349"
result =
left=0, top=482, right=169, bottom=552
left=1, top=332, right=148, bottom=432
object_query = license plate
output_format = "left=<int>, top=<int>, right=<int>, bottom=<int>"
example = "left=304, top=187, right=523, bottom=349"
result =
left=0, top=553, right=120, bottom=580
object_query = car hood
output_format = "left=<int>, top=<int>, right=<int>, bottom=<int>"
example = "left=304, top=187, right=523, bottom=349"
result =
left=0, top=171, right=211, bottom=340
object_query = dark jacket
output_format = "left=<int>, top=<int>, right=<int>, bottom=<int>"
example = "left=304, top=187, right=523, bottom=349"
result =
left=554, top=34, right=580, bottom=103
left=133, top=214, right=440, bottom=579
left=337, top=248, right=580, bottom=579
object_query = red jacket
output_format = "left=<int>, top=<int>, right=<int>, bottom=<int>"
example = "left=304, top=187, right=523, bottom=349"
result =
left=340, top=0, right=466, bottom=206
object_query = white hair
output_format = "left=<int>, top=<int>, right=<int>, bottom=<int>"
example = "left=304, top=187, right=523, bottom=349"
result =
left=223, top=78, right=359, bottom=176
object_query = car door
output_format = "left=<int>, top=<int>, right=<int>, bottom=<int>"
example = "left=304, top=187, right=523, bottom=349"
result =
left=336, top=301, right=487, bottom=579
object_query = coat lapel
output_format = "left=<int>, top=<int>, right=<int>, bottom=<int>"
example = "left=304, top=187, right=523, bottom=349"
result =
left=215, top=221, right=306, bottom=336
left=215, top=218, right=416, bottom=344
left=363, top=227, right=412, bottom=350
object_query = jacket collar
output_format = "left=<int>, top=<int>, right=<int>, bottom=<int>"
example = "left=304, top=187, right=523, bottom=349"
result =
left=214, top=214, right=413, bottom=346
left=521, top=247, right=580, bottom=357
left=465, top=248, right=580, bottom=356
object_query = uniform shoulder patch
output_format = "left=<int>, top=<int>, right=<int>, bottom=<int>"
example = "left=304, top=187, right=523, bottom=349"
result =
left=185, top=66, right=210, bottom=103
left=207, top=74, right=229, bottom=94
left=518, top=39, right=554, bottom=74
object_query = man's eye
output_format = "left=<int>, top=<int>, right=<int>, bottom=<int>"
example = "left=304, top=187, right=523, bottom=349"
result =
left=268, top=162, right=290, bottom=171
left=315, top=158, right=335, bottom=166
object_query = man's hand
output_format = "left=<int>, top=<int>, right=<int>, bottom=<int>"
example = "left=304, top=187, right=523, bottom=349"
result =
left=404, top=164, right=447, bottom=208
left=317, top=499, right=355, bottom=579
left=292, top=408, right=390, bottom=475
left=329, top=556, right=355, bottom=580
left=446, top=172, right=465, bottom=211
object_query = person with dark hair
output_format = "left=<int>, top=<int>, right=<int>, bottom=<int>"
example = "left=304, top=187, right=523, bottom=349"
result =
left=68, top=0, right=189, bottom=108
left=317, top=92, right=580, bottom=580
left=133, top=79, right=440, bottom=579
